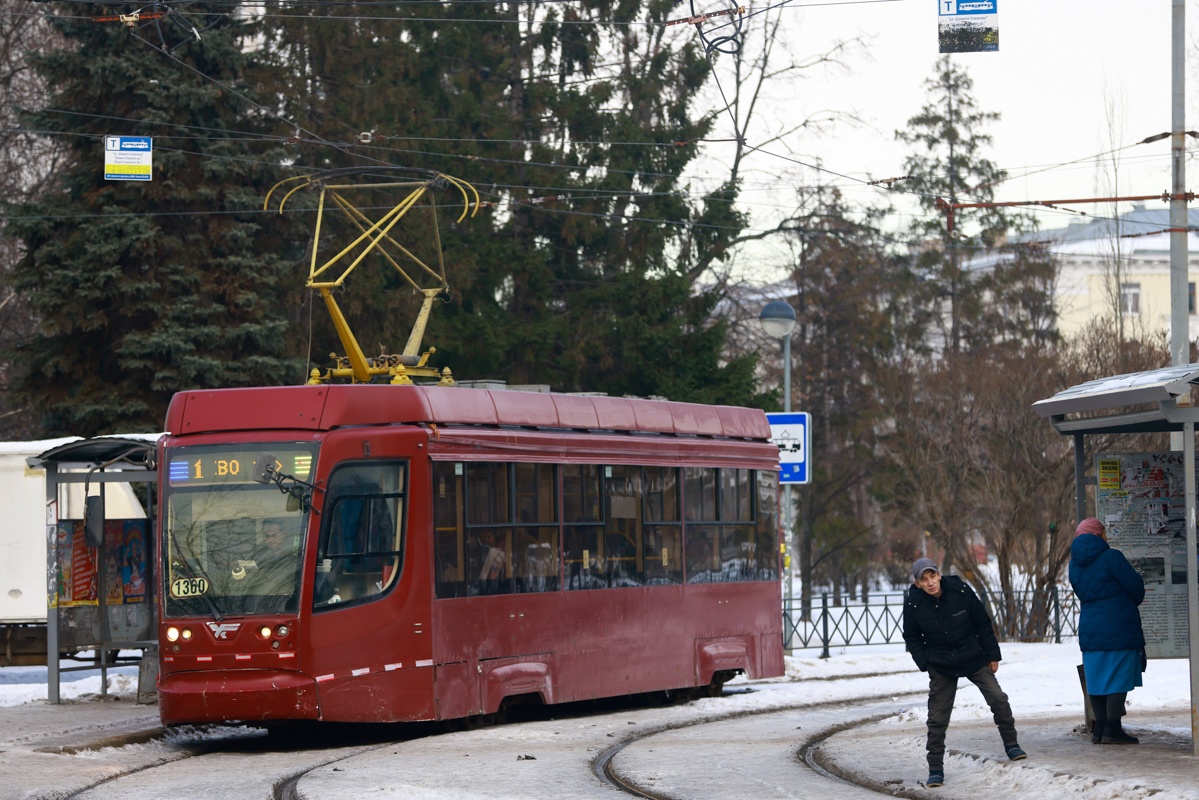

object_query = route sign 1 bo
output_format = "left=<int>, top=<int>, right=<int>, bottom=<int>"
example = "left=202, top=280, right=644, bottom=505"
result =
left=766, top=412, right=810, bottom=485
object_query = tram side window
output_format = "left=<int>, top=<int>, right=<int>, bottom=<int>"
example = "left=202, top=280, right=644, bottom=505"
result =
left=603, top=466, right=641, bottom=588
left=684, top=467, right=718, bottom=583
left=564, top=464, right=604, bottom=590
left=642, top=466, right=682, bottom=585
left=514, top=462, right=559, bottom=594
left=314, top=462, right=406, bottom=610
left=718, top=469, right=755, bottom=581
left=685, top=467, right=773, bottom=583
left=754, top=470, right=780, bottom=580
left=433, top=462, right=466, bottom=598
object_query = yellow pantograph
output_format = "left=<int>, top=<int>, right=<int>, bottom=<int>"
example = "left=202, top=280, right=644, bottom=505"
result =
left=265, top=171, right=479, bottom=385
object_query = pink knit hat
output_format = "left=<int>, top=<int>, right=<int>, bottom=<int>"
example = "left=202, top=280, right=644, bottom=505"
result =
left=1075, top=517, right=1105, bottom=538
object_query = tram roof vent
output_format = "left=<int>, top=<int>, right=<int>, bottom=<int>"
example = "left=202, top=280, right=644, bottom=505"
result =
left=456, top=380, right=553, bottom=393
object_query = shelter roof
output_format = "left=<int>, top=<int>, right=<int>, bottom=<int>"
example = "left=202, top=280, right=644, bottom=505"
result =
left=26, top=434, right=163, bottom=469
left=1032, top=363, right=1199, bottom=435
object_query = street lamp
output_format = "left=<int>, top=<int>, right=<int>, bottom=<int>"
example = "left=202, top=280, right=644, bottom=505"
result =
left=759, top=300, right=797, bottom=650
left=759, top=301, right=797, bottom=414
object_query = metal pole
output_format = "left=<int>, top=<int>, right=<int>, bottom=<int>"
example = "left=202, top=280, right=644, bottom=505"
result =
left=1053, top=584, right=1061, bottom=645
left=784, top=333, right=793, bottom=645
left=1073, top=434, right=1087, bottom=525
left=1170, top=0, right=1188, bottom=371
left=1170, top=0, right=1190, bottom=455
left=820, top=592, right=830, bottom=659
left=1185, top=420, right=1198, bottom=757
left=45, top=463, right=59, bottom=705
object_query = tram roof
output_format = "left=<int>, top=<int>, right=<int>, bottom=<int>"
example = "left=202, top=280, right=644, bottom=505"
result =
left=165, top=384, right=772, bottom=440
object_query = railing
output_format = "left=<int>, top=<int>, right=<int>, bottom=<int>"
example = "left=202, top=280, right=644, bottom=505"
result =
left=782, top=587, right=1080, bottom=657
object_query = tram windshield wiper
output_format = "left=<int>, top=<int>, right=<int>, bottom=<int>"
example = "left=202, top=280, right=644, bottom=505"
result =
left=166, top=527, right=224, bottom=622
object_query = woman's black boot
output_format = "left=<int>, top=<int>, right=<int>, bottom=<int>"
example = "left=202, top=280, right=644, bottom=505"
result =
left=1101, top=722, right=1139, bottom=744
left=1088, top=694, right=1107, bottom=744
left=1101, top=693, right=1138, bottom=744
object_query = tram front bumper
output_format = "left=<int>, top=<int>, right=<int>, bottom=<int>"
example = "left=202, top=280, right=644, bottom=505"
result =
left=158, top=669, right=320, bottom=725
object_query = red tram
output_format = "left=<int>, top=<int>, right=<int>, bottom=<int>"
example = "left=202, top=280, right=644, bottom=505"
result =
left=156, top=384, right=784, bottom=725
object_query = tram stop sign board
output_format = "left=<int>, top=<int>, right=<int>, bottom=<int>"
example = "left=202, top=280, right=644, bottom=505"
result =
left=766, top=412, right=810, bottom=485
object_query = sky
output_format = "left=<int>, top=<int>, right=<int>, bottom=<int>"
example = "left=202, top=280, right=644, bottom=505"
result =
left=707, top=0, right=1199, bottom=277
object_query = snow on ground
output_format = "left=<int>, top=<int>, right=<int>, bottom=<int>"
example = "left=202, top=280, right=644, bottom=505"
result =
left=0, top=664, right=140, bottom=707
left=3, top=641, right=1190, bottom=720
left=1, top=641, right=1194, bottom=799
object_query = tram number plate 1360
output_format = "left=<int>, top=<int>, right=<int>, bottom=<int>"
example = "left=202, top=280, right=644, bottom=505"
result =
left=171, top=576, right=210, bottom=598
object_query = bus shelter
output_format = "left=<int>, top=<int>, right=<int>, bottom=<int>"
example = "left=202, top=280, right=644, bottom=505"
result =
left=1033, top=363, right=1199, bottom=756
left=27, top=435, right=160, bottom=703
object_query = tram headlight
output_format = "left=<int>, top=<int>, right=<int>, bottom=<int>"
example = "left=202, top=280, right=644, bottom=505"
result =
left=180, top=628, right=193, bottom=641
left=166, top=627, right=179, bottom=642
left=275, top=625, right=290, bottom=638
left=259, top=626, right=272, bottom=639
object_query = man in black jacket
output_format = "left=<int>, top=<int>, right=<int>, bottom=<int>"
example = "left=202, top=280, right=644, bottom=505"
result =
left=903, top=558, right=1026, bottom=788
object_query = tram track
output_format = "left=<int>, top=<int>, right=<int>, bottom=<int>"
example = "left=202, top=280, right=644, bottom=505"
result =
left=32, top=675, right=925, bottom=800
left=595, top=690, right=924, bottom=799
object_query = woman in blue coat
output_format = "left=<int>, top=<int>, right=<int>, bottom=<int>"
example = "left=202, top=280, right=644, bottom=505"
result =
left=1069, top=517, right=1145, bottom=744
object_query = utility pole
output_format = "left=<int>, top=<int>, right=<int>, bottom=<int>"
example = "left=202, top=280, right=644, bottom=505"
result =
left=1170, top=0, right=1188, bottom=372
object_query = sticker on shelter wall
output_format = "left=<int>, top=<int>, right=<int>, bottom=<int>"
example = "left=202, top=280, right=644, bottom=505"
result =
left=1098, top=459, right=1122, bottom=490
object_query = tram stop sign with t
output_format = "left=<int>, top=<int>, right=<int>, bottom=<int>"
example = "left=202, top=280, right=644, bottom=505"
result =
left=766, top=412, right=810, bottom=485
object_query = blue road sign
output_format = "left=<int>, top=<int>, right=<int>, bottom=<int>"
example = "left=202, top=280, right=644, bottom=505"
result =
left=104, top=136, right=153, bottom=181
left=766, top=412, right=810, bottom=485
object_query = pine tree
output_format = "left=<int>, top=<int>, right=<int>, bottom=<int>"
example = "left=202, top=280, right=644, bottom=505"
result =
left=256, top=1, right=761, bottom=404
left=5, top=5, right=306, bottom=436
left=896, top=55, right=1013, bottom=355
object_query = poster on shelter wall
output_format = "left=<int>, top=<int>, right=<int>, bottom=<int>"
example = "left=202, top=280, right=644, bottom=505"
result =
left=55, top=519, right=148, bottom=608
left=114, top=519, right=148, bottom=604
left=1095, top=452, right=1194, bottom=658
left=56, top=521, right=97, bottom=607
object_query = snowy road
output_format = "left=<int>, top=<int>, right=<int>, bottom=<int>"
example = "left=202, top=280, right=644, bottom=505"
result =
left=4, top=689, right=920, bottom=800
left=4, top=644, right=1195, bottom=800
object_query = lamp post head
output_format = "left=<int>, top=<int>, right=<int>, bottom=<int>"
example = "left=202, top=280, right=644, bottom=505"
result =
left=759, top=300, right=797, bottom=339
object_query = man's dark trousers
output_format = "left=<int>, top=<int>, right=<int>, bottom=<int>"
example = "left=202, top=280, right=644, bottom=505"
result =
left=925, top=665, right=1018, bottom=770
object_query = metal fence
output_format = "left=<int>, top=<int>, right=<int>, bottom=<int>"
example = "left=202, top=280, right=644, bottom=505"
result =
left=783, top=587, right=1080, bottom=657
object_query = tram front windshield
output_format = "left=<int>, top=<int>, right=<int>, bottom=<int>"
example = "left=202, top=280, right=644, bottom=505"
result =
left=162, top=444, right=318, bottom=618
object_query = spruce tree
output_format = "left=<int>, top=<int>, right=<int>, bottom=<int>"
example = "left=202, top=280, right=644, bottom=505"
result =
left=5, top=4, right=306, bottom=436
left=896, top=55, right=1011, bottom=355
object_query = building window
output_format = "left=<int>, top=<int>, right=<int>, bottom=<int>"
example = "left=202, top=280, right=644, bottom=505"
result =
left=1120, top=283, right=1141, bottom=315
left=1190, top=282, right=1195, bottom=315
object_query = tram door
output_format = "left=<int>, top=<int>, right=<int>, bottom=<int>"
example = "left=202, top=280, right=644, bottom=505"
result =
left=305, top=430, right=435, bottom=721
